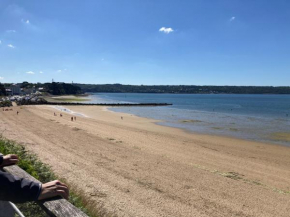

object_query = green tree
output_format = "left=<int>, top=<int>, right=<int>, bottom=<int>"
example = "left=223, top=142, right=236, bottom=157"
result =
left=0, top=83, right=6, bottom=96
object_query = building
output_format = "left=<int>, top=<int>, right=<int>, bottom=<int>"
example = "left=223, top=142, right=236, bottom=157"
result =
left=5, top=89, right=12, bottom=96
left=8, top=84, right=21, bottom=95
left=22, top=87, right=36, bottom=95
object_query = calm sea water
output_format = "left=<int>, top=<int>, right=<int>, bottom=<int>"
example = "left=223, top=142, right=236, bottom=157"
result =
left=88, top=93, right=290, bottom=146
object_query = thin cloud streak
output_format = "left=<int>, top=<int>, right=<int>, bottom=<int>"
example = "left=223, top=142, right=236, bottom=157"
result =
left=6, top=30, right=16, bottom=33
left=26, top=71, right=35, bottom=74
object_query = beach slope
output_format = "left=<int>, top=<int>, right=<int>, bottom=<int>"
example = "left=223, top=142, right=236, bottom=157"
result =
left=0, top=105, right=289, bottom=217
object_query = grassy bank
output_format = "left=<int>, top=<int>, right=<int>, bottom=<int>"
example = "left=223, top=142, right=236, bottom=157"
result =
left=52, top=97, right=89, bottom=102
left=44, top=95, right=90, bottom=103
left=0, top=136, right=97, bottom=217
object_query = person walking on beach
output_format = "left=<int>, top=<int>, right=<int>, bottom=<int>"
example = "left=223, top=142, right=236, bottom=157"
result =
left=17, top=111, right=19, bottom=115
left=60, top=113, right=62, bottom=117
left=71, top=117, right=73, bottom=121
left=74, top=116, right=76, bottom=121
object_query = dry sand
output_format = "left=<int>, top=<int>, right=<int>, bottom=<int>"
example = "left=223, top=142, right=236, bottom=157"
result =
left=0, top=105, right=290, bottom=217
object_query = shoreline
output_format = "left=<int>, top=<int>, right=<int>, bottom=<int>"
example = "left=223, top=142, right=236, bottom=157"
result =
left=45, top=93, right=290, bottom=147
left=106, top=106, right=290, bottom=147
left=48, top=104, right=290, bottom=159
left=110, top=106, right=290, bottom=148
left=1, top=105, right=290, bottom=216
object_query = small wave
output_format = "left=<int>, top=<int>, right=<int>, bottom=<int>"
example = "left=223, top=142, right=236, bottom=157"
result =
left=50, top=106, right=88, bottom=117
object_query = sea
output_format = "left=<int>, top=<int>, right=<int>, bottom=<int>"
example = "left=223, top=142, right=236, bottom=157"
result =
left=87, top=93, right=290, bottom=146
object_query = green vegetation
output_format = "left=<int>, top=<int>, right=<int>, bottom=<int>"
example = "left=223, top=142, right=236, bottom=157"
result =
left=75, top=83, right=290, bottom=94
left=1, top=82, right=82, bottom=96
left=20, top=81, right=43, bottom=89
left=44, top=82, right=82, bottom=95
left=50, top=97, right=89, bottom=102
left=0, top=100, right=12, bottom=107
left=0, top=83, right=6, bottom=96
left=2, top=82, right=290, bottom=95
left=0, top=136, right=96, bottom=217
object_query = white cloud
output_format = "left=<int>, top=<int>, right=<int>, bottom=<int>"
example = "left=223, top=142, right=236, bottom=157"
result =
left=159, top=27, right=174, bottom=34
left=0, top=77, right=4, bottom=80
left=6, top=30, right=16, bottom=33
left=21, top=19, right=30, bottom=24
left=229, top=17, right=236, bottom=22
left=39, top=71, right=43, bottom=74
left=26, top=71, right=35, bottom=74
left=7, top=44, right=15, bottom=48
left=57, top=69, right=68, bottom=72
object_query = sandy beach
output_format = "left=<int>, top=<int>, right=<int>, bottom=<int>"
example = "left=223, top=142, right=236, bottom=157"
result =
left=0, top=105, right=290, bottom=217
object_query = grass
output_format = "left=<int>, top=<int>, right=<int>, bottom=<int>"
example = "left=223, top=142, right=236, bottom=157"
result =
left=52, top=98, right=89, bottom=102
left=42, top=95, right=90, bottom=103
left=0, top=136, right=98, bottom=217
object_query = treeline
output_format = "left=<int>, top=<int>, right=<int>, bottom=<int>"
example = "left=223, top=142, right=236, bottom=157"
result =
left=0, top=83, right=6, bottom=96
left=1, top=82, right=82, bottom=96
left=44, top=82, right=82, bottom=95
left=2, top=82, right=290, bottom=95
left=75, top=84, right=290, bottom=94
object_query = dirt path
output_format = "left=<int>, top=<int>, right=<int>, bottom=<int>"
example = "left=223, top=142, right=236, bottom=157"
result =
left=0, top=106, right=289, bottom=217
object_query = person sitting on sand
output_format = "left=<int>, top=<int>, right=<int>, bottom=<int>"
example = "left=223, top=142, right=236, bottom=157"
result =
left=0, top=154, right=69, bottom=203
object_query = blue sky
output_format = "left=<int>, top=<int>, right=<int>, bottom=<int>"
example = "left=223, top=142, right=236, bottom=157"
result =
left=0, top=0, right=289, bottom=85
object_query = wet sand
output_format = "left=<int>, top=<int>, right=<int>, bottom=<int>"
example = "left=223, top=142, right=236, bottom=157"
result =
left=0, top=105, right=290, bottom=217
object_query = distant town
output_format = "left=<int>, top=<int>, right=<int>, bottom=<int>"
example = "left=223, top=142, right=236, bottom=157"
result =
left=0, top=82, right=81, bottom=107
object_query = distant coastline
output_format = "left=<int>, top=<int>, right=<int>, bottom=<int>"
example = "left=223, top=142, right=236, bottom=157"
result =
left=2, top=82, right=290, bottom=97
left=75, top=83, right=290, bottom=94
